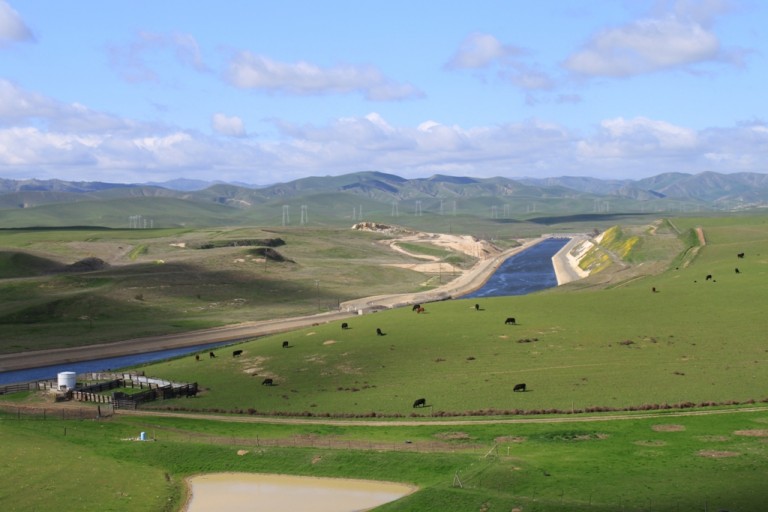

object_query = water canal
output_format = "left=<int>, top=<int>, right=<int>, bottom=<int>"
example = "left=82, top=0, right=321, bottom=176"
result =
left=0, top=238, right=568, bottom=385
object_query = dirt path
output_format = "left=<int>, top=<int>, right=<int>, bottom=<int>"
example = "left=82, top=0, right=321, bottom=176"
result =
left=119, top=405, right=768, bottom=427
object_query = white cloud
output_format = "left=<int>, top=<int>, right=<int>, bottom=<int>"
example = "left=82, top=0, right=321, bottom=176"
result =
left=0, top=0, right=34, bottom=46
left=446, top=33, right=555, bottom=92
left=226, top=52, right=423, bottom=101
left=108, top=31, right=208, bottom=83
left=212, top=113, right=246, bottom=137
left=445, top=33, right=522, bottom=69
left=2, top=80, right=767, bottom=183
left=564, top=1, right=747, bottom=79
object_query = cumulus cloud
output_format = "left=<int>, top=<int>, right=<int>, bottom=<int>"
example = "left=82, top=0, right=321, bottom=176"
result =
left=1, top=80, right=767, bottom=183
left=446, top=33, right=555, bottom=92
left=109, top=31, right=208, bottom=83
left=445, top=33, right=523, bottom=69
left=564, top=2, right=746, bottom=78
left=212, top=113, right=246, bottom=137
left=226, top=52, right=423, bottom=101
left=0, top=0, right=34, bottom=46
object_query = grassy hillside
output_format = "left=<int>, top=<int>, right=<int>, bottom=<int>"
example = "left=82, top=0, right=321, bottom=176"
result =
left=3, top=214, right=768, bottom=512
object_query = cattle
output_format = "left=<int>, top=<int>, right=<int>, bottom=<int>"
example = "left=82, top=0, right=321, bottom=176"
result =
left=513, top=383, right=526, bottom=392
left=505, top=317, right=516, bottom=325
left=735, top=268, right=741, bottom=274
left=282, top=341, right=289, bottom=348
left=416, top=306, right=425, bottom=314
left=412, top=398, right=426, bottom=408
left=261, top=378, right=273, bottom=386
left=341, top=322, right=349, bottom=330
left=705, top=274, right=713, bottom=281
left=232, top=349, right=243, bottom=357
left=376, top=328, right=385, bottom=336
left=475, top=303, right=480, bottom=311
left=412, top=304, right=421, bottom=312
left=209, top=351, right=216, bottom=359
left=195, top=354, right=200, bottom=361
left=652, top=287, right=657, bottom=293
left=738, top=252, right=745, bottom=258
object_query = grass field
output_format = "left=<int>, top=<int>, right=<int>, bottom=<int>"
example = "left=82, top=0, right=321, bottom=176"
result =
left=2, top=213, right=768, bottom=511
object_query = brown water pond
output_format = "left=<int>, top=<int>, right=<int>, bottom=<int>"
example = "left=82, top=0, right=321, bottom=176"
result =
left=184, top=473, right=416, bottom=512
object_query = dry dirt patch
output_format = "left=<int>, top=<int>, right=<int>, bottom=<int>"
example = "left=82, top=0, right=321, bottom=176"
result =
left=495, top=436, right=527, bottom=443
left=323, top=340, right=337, bottom=345
left=697, top=435, right=730, bottom=442
left=697, top=450, right=740, bottom=458
left=733, top=429, right=768, bottom=437
left=434, top=431, right=473, bottom=441
left=652, top=424, right=686, bottom=432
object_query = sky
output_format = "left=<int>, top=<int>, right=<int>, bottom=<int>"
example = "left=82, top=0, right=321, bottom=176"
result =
left=0, top=0, right=766, bottom=185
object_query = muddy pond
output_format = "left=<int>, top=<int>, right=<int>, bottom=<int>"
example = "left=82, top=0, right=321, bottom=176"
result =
left=184, top=473, right=416, bottom=512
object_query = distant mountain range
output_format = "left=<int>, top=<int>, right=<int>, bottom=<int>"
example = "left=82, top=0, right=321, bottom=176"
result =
left=0, top=171, right=765, bottom=228
left=2, top=171, right=767, bottom=204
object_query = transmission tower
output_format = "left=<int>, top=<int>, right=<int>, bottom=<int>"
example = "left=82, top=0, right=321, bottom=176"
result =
left=300, top=205, right=308, bottom=225
left=282, top=205, right=290, bottom=226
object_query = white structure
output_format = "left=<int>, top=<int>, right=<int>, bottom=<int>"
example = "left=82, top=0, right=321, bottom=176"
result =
left=57, top=371, right=77, bottom=391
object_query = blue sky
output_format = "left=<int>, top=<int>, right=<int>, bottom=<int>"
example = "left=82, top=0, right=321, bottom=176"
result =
left=0, top=0, right=766, bottom=185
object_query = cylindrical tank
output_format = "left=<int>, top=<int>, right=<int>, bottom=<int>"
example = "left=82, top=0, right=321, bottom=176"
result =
left=57, top=371, right=77, bottom=390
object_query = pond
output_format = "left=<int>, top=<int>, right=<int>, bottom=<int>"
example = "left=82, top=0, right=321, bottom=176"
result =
left=184, top=473, right=416, bottom=512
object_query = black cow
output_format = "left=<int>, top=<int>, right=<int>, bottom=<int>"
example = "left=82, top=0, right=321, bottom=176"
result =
left=341, top=322, right=349, bottom=330
left=505, top=317, right=516, bottom=325
left=195, top=354, right=200, bottom=361
left=735, top=268, right=741, bottom=274
left=412, top=304, right=421, bottom=312
left=232, top=349, right=243, bottom=357
left=738, top=252, right=745, bottom=258
left=412, top=398, right=426, bottom=408
left=262, top=378, right=273, bottom=386
left=705, top=274, right=713, bottom=281
left=209, top=351, right=216, bottom=359
left=475, top=303, right=480, bottom=311
left=376, top=328, right=385, bottom=336
left=282, top=341, right=289, bottom=348
left=513, top=383, right=526, bottom=392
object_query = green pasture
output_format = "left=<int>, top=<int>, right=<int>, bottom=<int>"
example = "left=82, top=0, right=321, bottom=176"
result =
left=2, top=408, right=768, bottom=511
left=136, top=215, right=768, bottom=416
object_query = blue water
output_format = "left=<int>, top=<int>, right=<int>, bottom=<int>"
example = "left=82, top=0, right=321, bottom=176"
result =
left=463, top=238, right=568, bottom=298
left=0, top=341, right=234, bottom=386
left=1, top=238, right=569, bottom=386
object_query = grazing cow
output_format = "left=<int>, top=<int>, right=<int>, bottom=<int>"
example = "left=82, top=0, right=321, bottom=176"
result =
left=195, top=354, right=200, bottom=361
left=705, top=274, right=713, bottom=281
left=376, top=328, right=385, bottom=336
left=341, top=322, right=349, bottom=330
left=232, top=349, right=243, bottom=357
left=475, top=303, right=480, bottom=311
left=412, top=398, right=426, bottom=408
left=505, top=317, right=516, bottom=325
left=261, top=378, right=273, bottom=386
left=513, top=383, right=526, bottom=392
left=416, top=306, right=425, bottom=314
left=738, top=252, right=745, bottom=259
left=282, top=341, right=289, bottom=348
left=412, top=304, right=421, bottom=312
left=209, top=351, right=216, bottom=359
left=652, top=287, right=657, bottom=293
left=735, top=268, right=741, bottom=274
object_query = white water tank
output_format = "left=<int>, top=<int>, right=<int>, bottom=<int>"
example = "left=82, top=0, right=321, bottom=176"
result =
left=57, top=371, right=77, bottom=391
